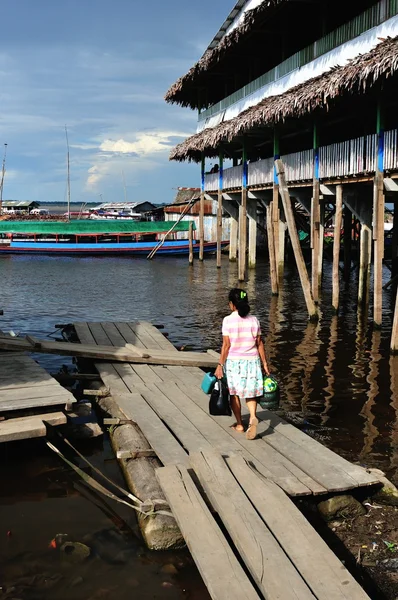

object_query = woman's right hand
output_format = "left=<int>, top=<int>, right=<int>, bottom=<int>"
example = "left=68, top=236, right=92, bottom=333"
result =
left=215, top=365, right=224, bottom=379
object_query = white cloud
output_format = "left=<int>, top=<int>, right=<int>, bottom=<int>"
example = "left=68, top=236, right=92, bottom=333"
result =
left=99, top=130, right=188, bottom=157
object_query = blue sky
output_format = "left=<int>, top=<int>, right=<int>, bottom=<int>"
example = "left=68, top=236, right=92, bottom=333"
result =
left=0, top=0, right=231, bottom=205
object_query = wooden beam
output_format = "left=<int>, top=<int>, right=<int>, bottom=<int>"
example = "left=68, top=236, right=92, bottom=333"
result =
left=217, top=152, right=223, bottom=268
left=343, top=206, right=352, bottom=282
left=332, top=184, right=343, bottom=313
left=199, top=155, right=205, bottom=261
left=188, top=221, right=194, bottom=266
left=266, top=203, right=278, bottom=295
left=276, top=159, right=318, bottom=321
left=247, top=199, right=257, bottom=269
left=229, top=216, right=238, bottom=262
left=373, top=172, right=384, bottom=327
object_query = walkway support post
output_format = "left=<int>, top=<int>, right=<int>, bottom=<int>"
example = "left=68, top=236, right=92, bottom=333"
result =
left=332, top=185, right=343, bottom=313
left=229, top=218, right=238, bottom=262
left=238, top=142, right=248, bottom=281
left=343, top=206, right=352, bottom=282
left=273, top=129, right=282, bottom=288
left=188, top=221, right=194, bottom=266
left=392, top=197, right=398, bottom=278
left=311, top=124, right=321, bottom=303
left=199, top=154, right=205, bottom=261
left=217, top=151, right=223, bottom=268
left=391, top=291, right=398, bottom=354
left=248, top=200, right=257, bottom=269
left=276, top=159, right=318, bottom=321
left=266, top=202, right=278, bottom=295
left=373, top=102, right=385, bottom=327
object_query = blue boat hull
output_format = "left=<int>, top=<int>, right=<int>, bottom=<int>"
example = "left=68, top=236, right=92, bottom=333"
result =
left=0, top=240, right=229, bottom=256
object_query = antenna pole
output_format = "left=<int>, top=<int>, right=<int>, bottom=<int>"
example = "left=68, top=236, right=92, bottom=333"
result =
left=65, top=126, right=71, bottom=221
left=0, top=143, right=8, bottom=216
left=122, top=170, right=128, bottom=204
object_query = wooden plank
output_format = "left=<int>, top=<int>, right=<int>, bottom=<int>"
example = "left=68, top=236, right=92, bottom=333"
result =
left=156, top=464, right=260, bottom=600
left=114, top=392, right=188, bottom=467
left=0, top=411, right=67, bottom=443
left=0, top=395, right=74, bottom=412
left=0, top=336, right=219, bottom=367
left=190, top=450, right=314, bottom=600
left=156, top=380, right=311, bottom=496
left=226, top=455, right=370, bottom=600
left=259, top=410, right=379, bottom=487
left=114, top=322, right=142, bottom=347
left=74, top=322, right=96, bottom=344
left=276, top=159, right=318, bottom=320
left=0, top=385, right=68, bottom=403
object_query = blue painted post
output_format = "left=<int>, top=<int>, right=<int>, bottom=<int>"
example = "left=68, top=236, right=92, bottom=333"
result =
left=199, top=154, right=205, bottom=261
left=217, top=150, right=224, bottom=268
left=238, top=141, right=248, bottom=280
left=374, top=102, right=385, bottom=326
left=272, top=129, right=281, bottom=292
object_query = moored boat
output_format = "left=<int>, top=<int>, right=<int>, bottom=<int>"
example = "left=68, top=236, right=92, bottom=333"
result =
left=0, top=220, right=228, bottom=256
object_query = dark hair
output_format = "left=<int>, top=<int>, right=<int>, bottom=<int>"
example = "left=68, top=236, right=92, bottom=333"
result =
left=229, top=288, right=250, bottom=318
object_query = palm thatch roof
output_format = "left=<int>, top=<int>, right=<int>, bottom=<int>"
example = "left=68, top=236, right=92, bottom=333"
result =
left=165, top=0, right=289, bottom=108
left=170, top=36, right=398, bottom=162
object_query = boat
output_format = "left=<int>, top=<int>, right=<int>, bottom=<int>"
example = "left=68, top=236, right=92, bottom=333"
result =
left=0, top=220, right=228, bottom=256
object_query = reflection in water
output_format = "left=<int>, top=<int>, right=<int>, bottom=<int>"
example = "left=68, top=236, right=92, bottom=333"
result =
left=361, top=330, right=382, bottom=460
left=323, top=315, right=338, bottom=425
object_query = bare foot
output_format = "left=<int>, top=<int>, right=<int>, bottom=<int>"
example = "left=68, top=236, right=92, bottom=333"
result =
left=230, top=423, right=244, bottom=433
left=246, top=418, right=258, bottom=440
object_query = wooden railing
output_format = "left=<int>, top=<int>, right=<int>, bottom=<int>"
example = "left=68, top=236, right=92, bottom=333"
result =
left=203, top=129, right=397, bottom=191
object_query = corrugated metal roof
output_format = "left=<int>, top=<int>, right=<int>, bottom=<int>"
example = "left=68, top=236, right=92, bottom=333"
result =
left=2, top=201, right=39, bottom=208
left=0, top=220, right=195, bottom=235
left=92, top=201, right=156, bottom=211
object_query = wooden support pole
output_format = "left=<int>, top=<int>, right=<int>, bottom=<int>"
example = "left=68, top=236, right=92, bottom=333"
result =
left=238, top=143, right=248, bottom=281
left=266, top=202, right=278, bottom=295
left=216, top=152, right=223, bottom=268
left=238, top=198, right=247, bottom=281
left=276, top=159, right=318, bottom=320
left=311, top=124, right=321, bottom=302
left=272, top=129, right=282, bottom=284
left=374, top=102, right=385, bottom=327
left=343, top=206, right=352, bottom=282
left=188, top=221, right=194, bottom=266
left=391, top=290, right=398, bottom=354
left=392, top=197, right=398, bottom=278
left=199, top=155, right=205, bottom=261
left=332, top=184, right=343, bottom=313
left=358, top=223, right=372, bottom=309
left=229, top=216, right=238, bottom=262
left=248, top=200, right=257, bottom=269
left=373, top=171, right=385, bottom=327
left=318, top=199, right=325, bottom=287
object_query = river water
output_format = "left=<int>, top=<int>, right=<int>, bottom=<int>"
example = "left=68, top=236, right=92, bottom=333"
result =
left=0, top=252, right=397, bottom=599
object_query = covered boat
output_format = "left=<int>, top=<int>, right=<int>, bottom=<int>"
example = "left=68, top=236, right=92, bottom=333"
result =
left=0, top=220, right=226, bottom=256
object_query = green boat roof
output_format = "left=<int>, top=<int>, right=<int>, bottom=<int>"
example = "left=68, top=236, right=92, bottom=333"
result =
left=0, top=220, right=196, bottom=235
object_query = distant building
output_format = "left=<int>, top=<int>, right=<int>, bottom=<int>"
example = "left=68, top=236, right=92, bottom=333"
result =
left=2, top=201, right=40, bottom=214
left=91, top=201, right=156, bottom=216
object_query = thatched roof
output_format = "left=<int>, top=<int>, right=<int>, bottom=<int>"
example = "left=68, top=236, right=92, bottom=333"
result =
left=170, top=36, right=398, bottom=162
left=165, top=0, right=289, bottom=108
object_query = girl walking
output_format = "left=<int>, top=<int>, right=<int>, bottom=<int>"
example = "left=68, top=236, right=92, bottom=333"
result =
left=215, top=288, right=270, bottom=440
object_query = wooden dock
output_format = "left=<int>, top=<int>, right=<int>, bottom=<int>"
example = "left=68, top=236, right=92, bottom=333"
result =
left=0, top=352, right=75, bottom=443
left=71, top=320, right=376, bottom=600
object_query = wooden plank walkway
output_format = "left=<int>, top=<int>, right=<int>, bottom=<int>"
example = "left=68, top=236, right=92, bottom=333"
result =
left=0, top=352, right=75, bottom=442
left=73, top=321, right=375, bottom=600
left=73, top=321, right=379, bottom=496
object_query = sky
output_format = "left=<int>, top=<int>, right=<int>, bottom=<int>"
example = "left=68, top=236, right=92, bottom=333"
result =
left=0, top=0, right=232, bottom=205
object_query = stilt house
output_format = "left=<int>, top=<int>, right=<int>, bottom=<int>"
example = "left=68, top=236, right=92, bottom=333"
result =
left=166, top=0, right=398, bottom=342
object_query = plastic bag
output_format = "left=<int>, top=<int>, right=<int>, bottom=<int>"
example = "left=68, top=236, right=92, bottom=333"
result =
left=259, top=375, right=280, bottom=410
left=209, top=378, right=231, bottom=416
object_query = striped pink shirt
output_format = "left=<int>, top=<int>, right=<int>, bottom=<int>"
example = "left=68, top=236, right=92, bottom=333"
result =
left=222, top=311, right=261, bottom=360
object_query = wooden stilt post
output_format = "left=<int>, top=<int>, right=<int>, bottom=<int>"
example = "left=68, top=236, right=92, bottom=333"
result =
left=188, top=221, right=194, bottom=266
left=358, top=223, right=372, bottom=308
left=273, top=129, right=282, bottom=288
left=373, top=102, right=385, bottom=327
left=276, top=159, right=318, bottom=320
left=266, top=202, right=278, bottom=295
left=229, top=217, right=238, bottom=262
left=391, top=290, right=398, bottom=354
left=318, top=199, right=325, bottom=287
left=248, top=200, right=257, bottom=269
left=216, top=151, right=223, bottom=268
left=332, top=184, right=343, bottom=313
left=311, top=123, right=320, bottom=303
left=392, top=197, right=398, bottom=278
left=238, top=142, right=248, bottom=281
left=199, top=154, right=205, bottom=261
left=343, top=206, right=352, bottom=282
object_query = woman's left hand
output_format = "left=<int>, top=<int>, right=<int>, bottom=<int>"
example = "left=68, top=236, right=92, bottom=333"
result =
left=215, top=365, right=224, bottom=379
